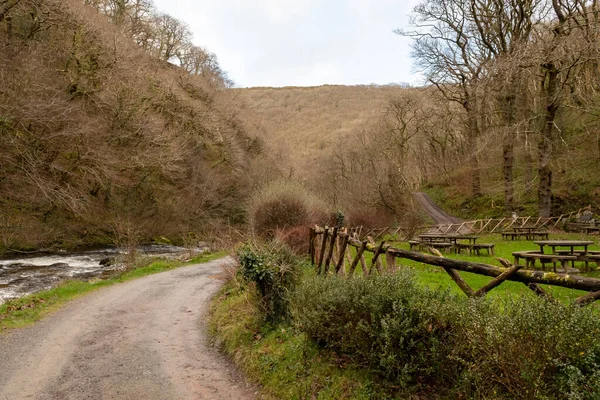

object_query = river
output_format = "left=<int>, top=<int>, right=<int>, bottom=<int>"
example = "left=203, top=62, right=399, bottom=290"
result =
left=0, top=245, right=206, bottom=304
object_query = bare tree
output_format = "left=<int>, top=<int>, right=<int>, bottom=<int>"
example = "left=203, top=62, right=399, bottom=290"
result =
left=470, top=0, right=546, bottom=213
left=152, top=13, right=191, bottom=62
left=527, top=0, right=599, bottom=216
left=398, top=0, right=494, bottom=197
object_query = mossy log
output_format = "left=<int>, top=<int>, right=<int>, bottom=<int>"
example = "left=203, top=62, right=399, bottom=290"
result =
left=313, top=228, right=600, bottom=292
left=349, top=237, right=600, bottom=292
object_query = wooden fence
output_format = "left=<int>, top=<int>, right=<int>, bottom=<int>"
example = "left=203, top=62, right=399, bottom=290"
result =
left=353, top=210, right=587, bottom=241
left=426, top=215, right=563, bottom=235
left=309, top=226, right=600, bottom=306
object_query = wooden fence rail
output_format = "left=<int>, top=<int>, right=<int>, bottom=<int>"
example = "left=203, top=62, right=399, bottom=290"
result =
left=309, top=226, right=600, bottom=306
left=425, top=215, right=564, bottom=235
left=346, top=213, right=579, bottom=242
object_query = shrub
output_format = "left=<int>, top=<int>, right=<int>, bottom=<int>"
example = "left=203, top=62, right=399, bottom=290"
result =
left=292, top=272, right=600, bottom=398
left=345, top=207, right=395, bottom=230
left=454, top=298, right=600, bottom=399
left=248, top=181, right=328, bottom=241
left=236, top=241, right=301, bottom=323
left=292, top=272, right=464, bottom=389
left=273, top=225, right=310, bottom=255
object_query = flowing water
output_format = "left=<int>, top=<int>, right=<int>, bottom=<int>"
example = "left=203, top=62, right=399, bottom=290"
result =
left=0, top=245, right=206, bottom=304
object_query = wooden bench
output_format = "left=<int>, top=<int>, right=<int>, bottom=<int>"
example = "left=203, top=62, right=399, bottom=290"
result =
left=454, top=242, right=472, bottom=255
left=454, top=243, right=495, bottom=256
left=471, top=243, right=495, bottom=256
left=408, top=240, right=423, bottom=251
left=587, top=255, right=600, bottom=268
left=530, top=231, right=549, bottom=240
left=512, top=251, right=577, bottom=272
left=502, top=232, right=520, bottom=240
left=555, top=249, right=600, bottom=256
left=428, top=242, right=454, bottom=253
left=529, top=231, right=549, bottom=240
left=502, top=231, right=549, bottom=240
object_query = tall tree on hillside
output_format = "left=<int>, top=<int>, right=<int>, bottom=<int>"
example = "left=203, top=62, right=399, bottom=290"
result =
left=153, top=13, right=191, bottom=62
left=531, top=0, right=598, bottom=216
left=178, top=45, right=233, bottom=87
left=398, top=0, right=493, bottom=197
left=471, top=0, right=546, bottom=213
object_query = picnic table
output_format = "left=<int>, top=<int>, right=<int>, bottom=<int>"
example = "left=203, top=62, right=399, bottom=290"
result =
left=415, top=234, right=493, bottom=255
left=502, top=227, right=549, bottom=240
left=418, top=234, right=451, bottom=243
left=512, top=250, right=577, bottom=272
left=534, top=240, right=595, bottom=255
left=513, top=226, right=537, bottom=234
left=418, top=234, right=479, bottom=244
left=531, top=240, right=598, bottom=271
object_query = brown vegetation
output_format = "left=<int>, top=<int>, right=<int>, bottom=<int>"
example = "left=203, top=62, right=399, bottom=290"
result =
left=0, top=0, right=260, bottom=251
left=236, top=0, right=600, bottom=220
left=248, top=181, right=328, bottom=252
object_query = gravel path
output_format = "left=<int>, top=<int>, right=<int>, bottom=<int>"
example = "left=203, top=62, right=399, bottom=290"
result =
left=0, top=258, right=256, bottom=400
left=414, top=192, right=463, bottom=225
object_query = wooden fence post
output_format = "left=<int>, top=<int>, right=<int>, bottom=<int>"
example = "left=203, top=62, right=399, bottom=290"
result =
left=317, top=227, right=329, bottom=274
left=324, top=227, right=339, bottom=274
left=386, top=250, right=397, bottom=272
left=474, top=261, right=523, bottom=297
left=335, top=233, right=349, bottom=274
left=369, top=241, right=386, bottom=275
left=309, top=228, right=315, bottom=264
left=349, top=241, right=367, bottom=276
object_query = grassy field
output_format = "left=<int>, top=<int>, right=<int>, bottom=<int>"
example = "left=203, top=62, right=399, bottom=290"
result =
left=341, top=232, right=600, bottom=304
left=0, top=251, right=226, bottom=331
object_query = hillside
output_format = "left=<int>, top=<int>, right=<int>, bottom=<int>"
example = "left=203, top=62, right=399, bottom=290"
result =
left=235, top=82, right=600, bottom=221
left=0, top=0, right=260, bottom=251
left=233, top=84, right=414, bottom=179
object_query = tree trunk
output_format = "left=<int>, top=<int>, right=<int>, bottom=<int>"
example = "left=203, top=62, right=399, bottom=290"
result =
left=502, top=94, right=516, bottom=213
left=466, top=102, right=481, bottom=197
left=523, top=133, right=535, bottom=187
left=503, top=137, right=514, bottom=213
left=538, top=63, right=559, bottom=217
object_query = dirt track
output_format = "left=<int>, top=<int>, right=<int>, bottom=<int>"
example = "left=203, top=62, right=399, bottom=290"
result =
left=414, top=192, right=463, bottom=225
left=0, top=258, right=256, bottom=400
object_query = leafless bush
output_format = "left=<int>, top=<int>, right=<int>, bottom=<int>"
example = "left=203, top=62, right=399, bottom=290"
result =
left=248, top=181, right=329, bottom=241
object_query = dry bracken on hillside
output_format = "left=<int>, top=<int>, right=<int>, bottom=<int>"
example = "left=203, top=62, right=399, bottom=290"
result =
left=0, top=0, right=260, bottom=251
left=233, top=85, right=414, bottom=179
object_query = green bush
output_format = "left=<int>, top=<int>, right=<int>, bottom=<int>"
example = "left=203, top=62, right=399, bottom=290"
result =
left=237, top=241, right=301, bottom=323
left=455, top=298, right=600, bottom=399
left=292, top=272, right=464, bottom=389
left=292, top=272, right=600, bottom=399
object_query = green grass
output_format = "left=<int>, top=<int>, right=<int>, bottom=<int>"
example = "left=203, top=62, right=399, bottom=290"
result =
left=209, top=281, right=388, bottom=400
left=212, top=234, right=600, bottom=399
left=343, top=232, right=600, bottom=304
left=0, top=251, right=226, bottom=331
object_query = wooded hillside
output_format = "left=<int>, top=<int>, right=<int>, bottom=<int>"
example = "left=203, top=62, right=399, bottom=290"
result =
left=0, top=0, right=260, bottom=251
left=236, top=0, right=600, bottom=222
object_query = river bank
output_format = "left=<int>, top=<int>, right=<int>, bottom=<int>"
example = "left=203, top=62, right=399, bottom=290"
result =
left=0, top=252, right=226, bottom=330
left=0, top=244, right=208, bottom=304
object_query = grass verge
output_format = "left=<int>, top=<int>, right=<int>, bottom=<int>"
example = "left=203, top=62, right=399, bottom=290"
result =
left=0, top=251, right=226, bottom=331
left=209, top=280, right=389, bottom=400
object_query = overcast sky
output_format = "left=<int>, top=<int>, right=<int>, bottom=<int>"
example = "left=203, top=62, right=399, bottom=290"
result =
left=152, top=0, right=423, bottom=88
